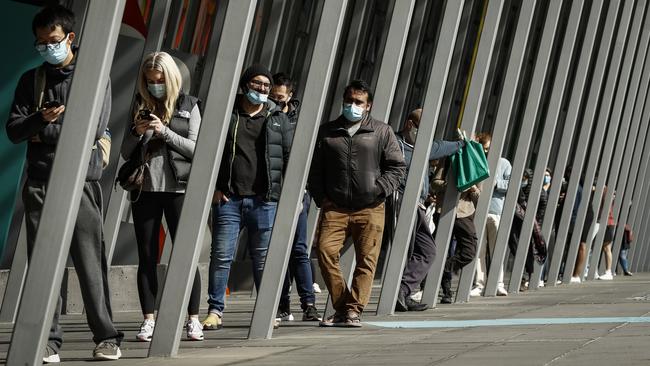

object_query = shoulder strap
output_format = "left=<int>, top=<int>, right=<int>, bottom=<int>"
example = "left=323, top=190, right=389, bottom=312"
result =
left=33, top=66, right=46, bottom=112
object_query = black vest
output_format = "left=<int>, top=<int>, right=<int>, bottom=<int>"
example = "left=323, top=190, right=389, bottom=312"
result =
left=167, top=93, right=199, bottom=184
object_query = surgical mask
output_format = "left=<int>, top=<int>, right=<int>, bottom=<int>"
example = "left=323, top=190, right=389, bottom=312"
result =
left=544, top=175, right=551, bottom=185
left=246, top=89, right=268, bottom=105
left=521, top=180, right=528, bottom=188
left=38, top=35, right=69, bottom=65
left=147, top=83, right=167, bottom=99
left=342, top=103, right=364, bottom=122
left=406, top=127, right=418, bottom=145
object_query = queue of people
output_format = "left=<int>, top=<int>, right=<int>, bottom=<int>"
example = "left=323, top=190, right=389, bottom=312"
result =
left=5, top=4, right=636, bottom=363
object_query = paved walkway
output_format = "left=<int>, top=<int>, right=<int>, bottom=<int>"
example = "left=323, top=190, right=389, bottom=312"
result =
left=1, top=274, right=649, bottom=365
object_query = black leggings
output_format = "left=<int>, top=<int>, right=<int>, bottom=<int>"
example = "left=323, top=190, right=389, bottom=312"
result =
left=131, top=191, right=201, bottom=315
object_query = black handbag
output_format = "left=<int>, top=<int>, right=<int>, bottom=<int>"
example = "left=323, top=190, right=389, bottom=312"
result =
left=116, top=131, right=152, bottom=200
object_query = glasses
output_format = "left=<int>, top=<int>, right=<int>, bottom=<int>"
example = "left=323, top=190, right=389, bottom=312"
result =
left=34, top=34, right=68, bottom=52
left=249, top=79, right=271, bottom=91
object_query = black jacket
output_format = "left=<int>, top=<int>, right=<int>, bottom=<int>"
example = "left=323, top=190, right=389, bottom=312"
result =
left=216, top=97, right=293, bottom=201
left=309, top=114, right=406, bottom=209
left=6, top=57, right=110, bottom=182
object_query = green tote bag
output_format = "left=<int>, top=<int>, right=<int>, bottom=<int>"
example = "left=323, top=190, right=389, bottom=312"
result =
left=450, top=138, right=490, bottom=191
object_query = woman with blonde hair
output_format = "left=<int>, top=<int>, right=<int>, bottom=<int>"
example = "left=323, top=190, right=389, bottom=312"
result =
left=120, top=51, right=203, bottom=341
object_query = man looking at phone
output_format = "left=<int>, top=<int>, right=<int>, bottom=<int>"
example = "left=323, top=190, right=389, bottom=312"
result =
left=6, top=5, right=122, bottom=362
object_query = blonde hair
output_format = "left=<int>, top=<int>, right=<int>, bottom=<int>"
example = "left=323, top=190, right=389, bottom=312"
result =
left=137, top=52, right=182, bottom=124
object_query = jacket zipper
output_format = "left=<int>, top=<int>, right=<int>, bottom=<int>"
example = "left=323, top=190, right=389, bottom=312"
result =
left=227, top=113, right=240, bottom=193
left=347, top=134, right=352, bottom=206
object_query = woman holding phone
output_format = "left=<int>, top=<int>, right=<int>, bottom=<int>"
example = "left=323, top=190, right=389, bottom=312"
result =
left=120, top=51, right=203, bottom=341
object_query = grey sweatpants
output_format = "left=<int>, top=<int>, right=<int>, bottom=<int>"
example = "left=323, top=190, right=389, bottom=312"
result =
left=23, top=180, right=123, bottom=351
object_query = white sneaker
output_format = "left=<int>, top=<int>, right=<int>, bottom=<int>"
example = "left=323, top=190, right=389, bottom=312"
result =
left=470, top=287, right=483, bottom=297
left=313, top=283, right=322, bottom=293
left=570, top=276, right=581, bottom=284
left=43, top=346, right=60, bottom=363
left=186, top=318, right=204, bottom=341
left=594, top=272, right=600, bottom=280
left=538, top=280, right=545, bottom=288
left=136, top=318, right=155, bottom=342
left=496, top=286, right=508, bottom=296
left=599, top=271, right=613, bottom=280
left=410, top=290, right=423, bottom=302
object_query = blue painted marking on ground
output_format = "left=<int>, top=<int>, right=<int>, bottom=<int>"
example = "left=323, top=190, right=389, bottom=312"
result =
left=366, top=317, right=650, bottom=328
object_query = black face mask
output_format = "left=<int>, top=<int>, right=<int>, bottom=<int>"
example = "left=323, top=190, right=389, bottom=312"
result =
left=270, top=97, right=287, bottom=110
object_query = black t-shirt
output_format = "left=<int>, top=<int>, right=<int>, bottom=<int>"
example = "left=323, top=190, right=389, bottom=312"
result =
left=231, top=105, right=268, bottom=196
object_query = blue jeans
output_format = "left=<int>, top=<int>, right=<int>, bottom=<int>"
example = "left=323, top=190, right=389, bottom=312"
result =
left=619, top=248, right=630, bottom=273
left=208, top=195, right=277, bottom=314
left=280, top=193, right=316, bottom=309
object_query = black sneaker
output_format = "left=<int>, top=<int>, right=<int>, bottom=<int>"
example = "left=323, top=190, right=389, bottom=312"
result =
left=275, top=305, right=294, bottom=322
left=93, top=341, right=121, bottom=361
left=302, top=304, right=322, bottom=321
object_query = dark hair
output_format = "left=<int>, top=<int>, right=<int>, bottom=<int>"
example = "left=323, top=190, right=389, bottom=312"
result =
left=344, top=79, right=374, bottom=103
left=32, top=5, right=75, bottom=36
left=272, top=72, right=295, bottom=94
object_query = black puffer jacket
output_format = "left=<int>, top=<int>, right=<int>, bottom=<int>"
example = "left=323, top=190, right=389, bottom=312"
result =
left=309, top=114, right=406, bottom=210
left=216, top=97, right=293, bottom=201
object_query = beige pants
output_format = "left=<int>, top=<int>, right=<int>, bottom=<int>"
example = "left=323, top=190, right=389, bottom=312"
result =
left=316, top=201, right=385, bottom=315
left=476, top=213, right=505, bottom=289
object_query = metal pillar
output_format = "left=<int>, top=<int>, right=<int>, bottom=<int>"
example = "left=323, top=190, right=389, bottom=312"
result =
left=375, top=0, right=462, bottom=315
left=367, top=0, right=417, bottom=315
left=259, top=0, right=290, bottom=68
left=561, top=0, right=640, bottom=285
left=328, top=0, right=372, bottom=121
left=456, top=0, right=540, bottom=301
left=508, top=0, right=587, bottom=293
left=483, top=0, right=562, bottom=296
left=6, top=2, right=126, bottom=364
left=545, top=0, right=623, bottom=286
left=613, top=101, right=650, bottom=273
left=627, top=111, right=650, bottom=270
left=529, top=0, right=608, bottom=288
left=0, top=220, right=28, bottom=323
left=248, top=0, right=348, bottom=339
left=148, top=0, right=257, bottom=356
left=635, top=191, right=650, bottom=271
left=589, top=8, right=650, bottom=280
left=421, top=0, right=506, bottom=307
left=388, top=0, right=437, bottom=130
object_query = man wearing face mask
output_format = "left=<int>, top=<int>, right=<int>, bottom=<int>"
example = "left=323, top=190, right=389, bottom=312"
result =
left=204, top=64, right=293, bottom=330
left=393, top=109, right=464, bottom=311
left=268, top=73, right=321, bottom=323
left=6, top=5, right=122, bottom=362
left=309, top=80, right=406, bottom=327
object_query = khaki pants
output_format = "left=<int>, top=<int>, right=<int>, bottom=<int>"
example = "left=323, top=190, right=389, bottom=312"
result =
left=316, top=201, right=385, bottom=314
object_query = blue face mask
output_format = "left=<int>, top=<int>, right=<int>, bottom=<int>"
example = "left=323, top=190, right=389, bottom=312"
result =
left=246, top=89, right=268, bottom=105
left=544, top=175, right=551, bottom=185
left=521, top=180, right=528, bottom=188
left=342, top=103, right=365, bottom=122
left=147, top=83, right=166, bottom=99
left=38, top=36, right=70, bottom=65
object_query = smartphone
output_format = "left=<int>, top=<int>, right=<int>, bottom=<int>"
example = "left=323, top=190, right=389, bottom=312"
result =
left=138, top=109, right=153, bottom=120
left=43, top=100, right=62, bottom=109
